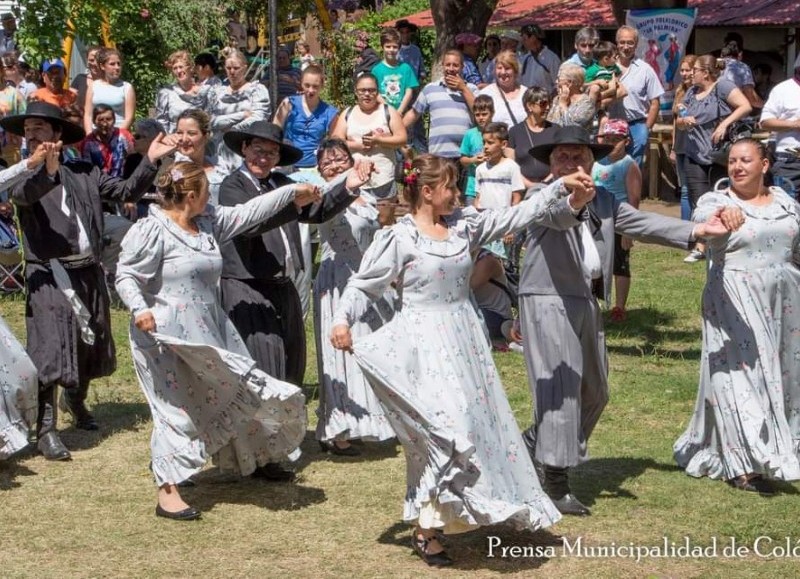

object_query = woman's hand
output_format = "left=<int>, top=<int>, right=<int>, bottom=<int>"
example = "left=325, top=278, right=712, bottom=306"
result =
left=677, top=116, right=697, bottom=130
left=293, top=184, right=321, bottom=208
left=693, top=211, right=733, bottom=239
left=345, top=159, right=375, bottom=190
left=718, top=205, right=745, bottom=232
left=330, top=324, right=353, bottom=352
left=147, top=133, right=179, bottom=163
left=621, top=236, right=634, bottom=250
left=710, top=123, right=727, bottom=145
left=134, top=311, right=156, bottom=333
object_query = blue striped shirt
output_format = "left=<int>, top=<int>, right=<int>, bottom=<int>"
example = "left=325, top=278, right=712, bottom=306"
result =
left=412, top=81, right=477, bottom=158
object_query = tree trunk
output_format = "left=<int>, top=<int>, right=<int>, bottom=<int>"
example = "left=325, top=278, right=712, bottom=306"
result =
left=430, top=0, right=498, bottom=77
left=610, top=0, right=688, bottom=25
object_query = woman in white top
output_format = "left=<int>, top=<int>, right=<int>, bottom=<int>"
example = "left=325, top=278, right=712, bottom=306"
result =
left=478, top=50, right=527, bottom=128
left=83, top=47, right=136, bottom=133
left=331, top=72, right=406, bottom=226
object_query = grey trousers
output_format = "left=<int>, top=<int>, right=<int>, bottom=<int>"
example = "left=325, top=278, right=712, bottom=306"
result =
left=519, top=294, right=609, bottom=468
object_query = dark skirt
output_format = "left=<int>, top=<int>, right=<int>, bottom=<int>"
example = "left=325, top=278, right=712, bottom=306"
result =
left=25, top=262, right=115, bottom=388
left=220, top=277, right=306, bottom=387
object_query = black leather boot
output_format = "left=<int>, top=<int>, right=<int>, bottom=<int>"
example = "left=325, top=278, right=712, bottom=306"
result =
left=544, top=466, right=590, bottom=516
left=59, top=381, right=98, bottom=430
left=37, top=384, right=71, bottom=461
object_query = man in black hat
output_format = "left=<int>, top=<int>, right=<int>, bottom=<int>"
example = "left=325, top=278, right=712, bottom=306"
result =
left=218, top=124, right=366, bottom=450
left=519, top=24, right=560, bottom=96
left=1, top=102, right=177, bottom=460
left=519, top=126, right=729, bottom=516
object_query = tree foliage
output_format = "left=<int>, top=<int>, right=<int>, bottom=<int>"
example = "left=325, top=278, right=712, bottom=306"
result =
left=15, top=0, right=227, bottom=116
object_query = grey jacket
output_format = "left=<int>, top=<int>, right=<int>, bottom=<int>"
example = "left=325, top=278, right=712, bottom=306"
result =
left=519, top=185, right=695, bottom=302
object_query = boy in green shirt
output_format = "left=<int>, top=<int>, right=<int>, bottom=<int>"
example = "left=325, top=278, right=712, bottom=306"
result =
left=459, top=94, right=494, bottom=206
left=371, top=27, right=419, bottom=115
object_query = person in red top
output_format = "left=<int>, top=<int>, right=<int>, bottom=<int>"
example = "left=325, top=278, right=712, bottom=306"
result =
left=78, top=104, right=133, bottom=177
left=30, top=59, right=78, bottom=108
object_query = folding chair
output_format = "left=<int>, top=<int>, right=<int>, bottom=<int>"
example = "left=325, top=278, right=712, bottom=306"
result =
left=0, top=217, right=24, bottom=293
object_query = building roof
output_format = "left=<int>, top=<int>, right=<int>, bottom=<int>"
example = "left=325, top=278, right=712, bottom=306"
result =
left=383, top=0, right=800, bottom=29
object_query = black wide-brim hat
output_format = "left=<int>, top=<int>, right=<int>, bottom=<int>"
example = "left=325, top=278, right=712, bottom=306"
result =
left=223, top=121, right=303, bottom=166
left=0, top=101, right=86, bottom=145
left=528, top=125, right=614, bottom=165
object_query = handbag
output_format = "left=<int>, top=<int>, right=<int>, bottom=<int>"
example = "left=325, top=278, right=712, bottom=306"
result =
left=709, top=85, right=754, bottom=166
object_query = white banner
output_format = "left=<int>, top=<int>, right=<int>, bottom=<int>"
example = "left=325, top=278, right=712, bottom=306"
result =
left=626, top=8, right=698, bottom=116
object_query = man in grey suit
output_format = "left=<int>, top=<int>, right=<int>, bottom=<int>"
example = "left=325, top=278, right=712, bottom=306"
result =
left=519, top=126, right=728, bottom=516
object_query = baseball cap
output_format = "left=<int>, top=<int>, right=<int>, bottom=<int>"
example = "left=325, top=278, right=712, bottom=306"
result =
left=599, top=119, right=630, bottom=137
left=42, top=58, right=66, bottom=72
left=500, top=30, right=521, bottom=43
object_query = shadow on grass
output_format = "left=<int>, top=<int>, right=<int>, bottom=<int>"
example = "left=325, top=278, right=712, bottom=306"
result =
left=606, top=307, right=701, bottom=361
left=0, top=454, right=37, bottom=490
left=186, top=477, right=327, bottom=513
left=572, top=456, right=681, bottom=505
left=294, top=431, right=400, bottom=471
left=378, top=521, right=559, bottom=571
left=58, top=401, right=150, bottom=452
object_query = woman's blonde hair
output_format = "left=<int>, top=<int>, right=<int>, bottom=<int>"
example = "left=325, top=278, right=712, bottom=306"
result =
left=558, top=63, right=585, bottom=87
left=694, top=54, right=725, bottom=80
left=165, top=50, right=192, bottom=71
left=673, top=54, right=698, bottom=114
left=221, top=47, right=248, bottom=68
left=494, top=50, right=520, bottom=76
left=403, top=154, right=459, bottom=209
left=156, top=161, right=208, bottom=206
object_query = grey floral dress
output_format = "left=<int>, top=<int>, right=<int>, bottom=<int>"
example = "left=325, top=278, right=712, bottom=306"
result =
left=0, top=315, right=37, bottom=459
left=115, top=185, right=306, bottom=486
left=333, top=181, right=571, bottom=533
left=314, top=198, right=395, bottom=443
left=674, top=187, right=800, bottom=481
left=208, top=82, right=271, bottom=173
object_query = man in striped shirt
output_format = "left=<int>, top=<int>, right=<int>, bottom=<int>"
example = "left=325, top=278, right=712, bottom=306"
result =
left=402, top=50, right=476, bottom=159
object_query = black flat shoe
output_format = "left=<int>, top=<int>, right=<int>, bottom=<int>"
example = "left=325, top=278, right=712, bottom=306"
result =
left=251, top=463, right=296, bottom=482
left=728, top=475, right=775, bottom=496
left=412, top=534, right=453, bottom=567
left=319, top=440, right=361, bottom=456
left=37, top=432, right=72, bottom=461
left=59, top=392, right=99, bottom=431
left=552, top=493, right=592, bottom=516
left=155, top=504, right=201, bottom=521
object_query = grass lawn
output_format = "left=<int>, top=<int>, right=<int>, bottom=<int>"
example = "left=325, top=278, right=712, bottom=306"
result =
left=1, top=205, right=798, bottom=578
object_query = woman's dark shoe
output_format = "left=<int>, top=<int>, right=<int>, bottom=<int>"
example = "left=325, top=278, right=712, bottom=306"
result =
left=728, top=475, right=775, bottom=496
left=37, top=431, right=72, bottom=461
left=251, top=462, right=296, bottom=482
left=412, top=533, right=453, bottom=567
left=155, top=504, right=201, bottom=521
left=58, top=391, right=99, bottom=431
left=319, top=440, right=361, bottom=456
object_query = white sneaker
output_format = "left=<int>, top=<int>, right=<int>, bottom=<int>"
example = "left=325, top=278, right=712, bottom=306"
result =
left=683, top=249, right=705, bottom=263
left=508, top=342, right=524, bottom=353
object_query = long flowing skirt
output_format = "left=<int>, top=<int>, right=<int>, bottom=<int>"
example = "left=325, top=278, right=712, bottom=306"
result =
left=352, top=302, right=561, bottom=533
left=0, top=315, right=37, bottom=459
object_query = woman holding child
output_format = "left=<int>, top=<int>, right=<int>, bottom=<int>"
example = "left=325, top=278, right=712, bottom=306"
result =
left=330, top=154, right=602, bottom=566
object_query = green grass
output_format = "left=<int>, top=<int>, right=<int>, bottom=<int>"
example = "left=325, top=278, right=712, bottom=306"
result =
left=2, top=214, right=799, bottom=577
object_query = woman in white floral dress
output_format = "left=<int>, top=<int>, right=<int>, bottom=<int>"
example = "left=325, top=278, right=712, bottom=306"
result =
left=674, top=139, right=800, bottom=494
left=311, top=139, right=395, bottom=455
left=331, top=155, right=598, bottom=565
left=116, top=160, right=333, bottom=520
